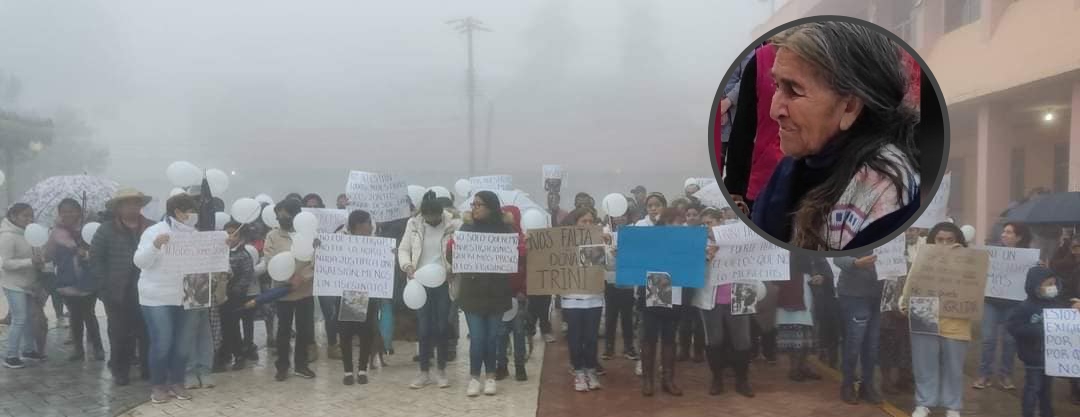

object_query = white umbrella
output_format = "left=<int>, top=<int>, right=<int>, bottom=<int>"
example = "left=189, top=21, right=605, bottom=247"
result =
left=19, top=175, right=120, bottom=226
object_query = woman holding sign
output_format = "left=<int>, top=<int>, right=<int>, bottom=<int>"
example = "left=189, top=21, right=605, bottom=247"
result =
left=974, top=222, right=1032, bottom=390
left=560, top=207, right=605, bottom=392
left=636, top=207, right=687, bottom=397
left=1048, top=236, right=1080, bottom=404
left=899, top=222, right=971, bottom=417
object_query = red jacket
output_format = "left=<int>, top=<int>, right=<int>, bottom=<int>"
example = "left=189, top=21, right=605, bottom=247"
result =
left=501, top=206, right=528, bottom=297
left=747, top=43, right=781, bottom=202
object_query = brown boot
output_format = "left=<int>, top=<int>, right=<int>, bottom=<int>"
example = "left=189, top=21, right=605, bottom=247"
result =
left=640, top=343, right=655, bottom=397
left=660, top=343, right=683, bottom=396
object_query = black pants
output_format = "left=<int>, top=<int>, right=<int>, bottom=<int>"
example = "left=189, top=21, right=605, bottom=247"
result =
left=526, top=295, right=552, bottom=336
left=222, top=296, right=255, bottom=360
left=642, top=307, right=679, bottom=346
left=811, top=288, right=842, bottom=368
left=104, top=296, right=148, bottom=376
left=65, top=294, right=102, bottom=352
left=603, top=284, right=634, bottom=352
left=678, top=299, right=706, bottom=356
left=338, top=301, right=380, bottom=374
left=750, top=320, right=777, bottom=361
left=275, top=297, right=314, bottom=371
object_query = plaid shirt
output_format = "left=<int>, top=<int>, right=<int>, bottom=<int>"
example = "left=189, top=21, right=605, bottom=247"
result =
left=226, top=246, right=255, bottom=300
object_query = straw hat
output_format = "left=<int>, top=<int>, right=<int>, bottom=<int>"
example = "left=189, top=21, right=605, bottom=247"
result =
left=106, top=187, right=152, bottom=209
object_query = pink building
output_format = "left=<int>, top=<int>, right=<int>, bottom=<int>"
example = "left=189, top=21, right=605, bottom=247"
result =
left=753, top=0, right=1080, bottom=242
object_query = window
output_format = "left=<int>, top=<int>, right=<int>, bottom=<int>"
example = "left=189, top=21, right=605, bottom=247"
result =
left=1010, top=148, right=1025, bottom=201
left=945, top=0, right=981, bottom=33
left=1054, top=142, right=1069, bottom=192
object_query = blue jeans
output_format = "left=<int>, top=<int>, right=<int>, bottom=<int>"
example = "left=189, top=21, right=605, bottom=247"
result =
left=417, top=284, right=451, bottom=372
left=496, top=306, right=527, bottom=369
left=1022, top=367, right=1054, bottom=417
left=563, top=307, right=602, bottom=371
left=979, top=301, right=1017, bottom=380
left=3, top=289, right=34, bottom=359
left=180, top=308, right=213, bottom=386
left=380, top=298, right=394, bottom=352
left=839, top=295, right=881, bottom=389
left=141, top=305, right=191, bottom=386
left=464, top=312, right=501, bottom=377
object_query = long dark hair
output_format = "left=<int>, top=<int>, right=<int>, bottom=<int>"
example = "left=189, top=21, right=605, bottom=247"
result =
left=1002, top=222, right=1033, bottom=248
left=773, top=22, right=919, bottom=250
left=928, top=222, right=967, bottom=247
left=419, top=191, right=442, bottom=217
left=562, top=207, right=598, bottom=227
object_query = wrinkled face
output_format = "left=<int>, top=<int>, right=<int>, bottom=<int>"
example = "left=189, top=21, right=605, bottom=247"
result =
left=575, top=212, right=596, bottom=227
left=1001, top=225, right=1020, bottom=248
left=770, top=48, right=860, bottom=158
left=58, top=205, right=82, bottom=228
left=932, top=230, right=958, bottom=246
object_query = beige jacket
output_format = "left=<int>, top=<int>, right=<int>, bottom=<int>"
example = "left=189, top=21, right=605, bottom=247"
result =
left=263, top=228, right=314, bottom=301
left=0, top=218, right=39, bottom=293
left=398, top=211, right=461, bottom=273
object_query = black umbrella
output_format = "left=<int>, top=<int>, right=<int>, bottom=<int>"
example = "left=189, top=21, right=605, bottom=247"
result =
left=1004, top=192, right=1080, bottom=224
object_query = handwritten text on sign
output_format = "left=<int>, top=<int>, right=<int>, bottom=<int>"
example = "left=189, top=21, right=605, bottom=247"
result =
left=985, top=247, right=1042, bottom=301
left=452, top=231, right=520, bottom=274
left=526, top=226, right=605, bottom=295
left=345, top=171, right=410, bottom=223
left=710, top=222, right=789, bottom=284
left=1044, top=308, right=1080, bottom=378
left=469, top=175, right=513, bottom=192
left=874, top=234, right=908, bottom=279
left=301, top=208, right=348, bottom=234
left=162, top=231, right=230, bottom=275
left=906, top=244, right=989, bottom=320
left=313, top=233, right=396, bottom=299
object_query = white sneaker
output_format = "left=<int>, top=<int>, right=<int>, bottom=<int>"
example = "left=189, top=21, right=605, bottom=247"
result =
left=574, top=371, right=589, bottom=392
left=466, top=378, right=482, bottom=397
left=410, top=372, right=432, bottom=389
left=911, top=406, right=930, bottom=417
left=585, top=369, right=601, bottom=390
left=634, top=360, right=643, bottom=377
left=483, top=378, right=497, bottom=396
left=945, top=411, right=961, bottom=417
left=543, top=334, right=556, bottom=344
left=436, top=370, right=450, bottom=388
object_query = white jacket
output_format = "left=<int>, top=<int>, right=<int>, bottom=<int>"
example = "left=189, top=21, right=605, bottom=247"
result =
left=133, top=219, right=185, bottom=307
left=398, top=211, right=462, bottom=273
left=0, top=218, right=38, bottom=293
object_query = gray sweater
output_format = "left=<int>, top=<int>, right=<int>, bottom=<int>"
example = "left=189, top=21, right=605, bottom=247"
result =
left=834, top=255, right=883, bottom=298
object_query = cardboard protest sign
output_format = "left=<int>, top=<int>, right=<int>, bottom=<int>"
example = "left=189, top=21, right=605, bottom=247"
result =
left=452, top=231, right=520, bottom=274
left=345, top=171, right=411, bottom=223
left=692, top=182, right=730, bottom=209
left=615, top=226, right=706, bottom=288
left=1044, top=308, right=1080, bottom=378
left=301, top=208, right=348, bottom=234
left=710, top=222, right=788, bottom=285
left=984, top=246, right=1041, bottom=301
left=162, top=231, right=230, bottom=275
left=470, top=175, right=513, bottom=192
left=913, top=173, right=950, bottom=229
left=874, top=234, right=908, bottom=279
left=905, top=244, right=989, bottom=320
left=525, top=226, right=605, bottom=295
left=313, top=233, right=397, bottom=299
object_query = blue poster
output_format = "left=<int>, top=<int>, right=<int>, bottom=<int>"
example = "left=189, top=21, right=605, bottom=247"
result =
left=615, top=226, right=707, bottom=288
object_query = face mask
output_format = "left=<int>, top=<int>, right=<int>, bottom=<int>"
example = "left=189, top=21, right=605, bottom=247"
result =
left=182, top=213, right=199, bottom=227
left=1041, top=285, right=1059, bottom=299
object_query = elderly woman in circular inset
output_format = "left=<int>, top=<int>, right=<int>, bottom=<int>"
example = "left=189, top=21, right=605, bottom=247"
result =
left=752, top=21, right=921, bottom=251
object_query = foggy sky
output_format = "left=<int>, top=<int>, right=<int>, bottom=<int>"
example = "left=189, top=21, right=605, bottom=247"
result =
left=0, top=0, right=769, bottom=204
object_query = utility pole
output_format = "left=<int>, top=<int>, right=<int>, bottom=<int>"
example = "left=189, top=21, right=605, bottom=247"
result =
left=447, top=17, right=491, bottom=176
left=484, top=101, right=493, bottom=170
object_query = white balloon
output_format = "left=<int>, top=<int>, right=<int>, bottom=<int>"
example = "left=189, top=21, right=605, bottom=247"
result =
left=429, top=186, right=451, bottom=200
left=408, top=185, right=426, bottom=208
left=231, top=198, right=261, bottom=224
left=602, top=193, right=629, bottom=217
left=403, top=279, right=427, bottom=310
left=752, top=281, right=768, bottom=304
left=961, top=225, right=976, bottom=243
left=244, top=244, right=260, bottom=267
left=415, top=264, right=447, bottom=288
left=24, top=223, right=49, bottom=248
left=169, top=188, right=186, bottom=197
left=0, top=170, right=6, bottom=187
left=521, top=208, right=548, bottom=231
left=167, top=161, right=202, bottom=187
left=502, top=297, right=519, bottom=322
left=454, top=179, right=472, bottom=199
left=254, top=194, right=274, bottom=205
left=206, top=169, right=230, bottom=195
left=291, top=235, right=315, bottom=262
left=81, top=222, right=101, bottom=244
left=261, top=204, right=279, bottom=228
left=268, top=252, right=296, bottom=282
left=214, top=212, right=232, bottom=230
left=293, top=212, right=318, bottom=236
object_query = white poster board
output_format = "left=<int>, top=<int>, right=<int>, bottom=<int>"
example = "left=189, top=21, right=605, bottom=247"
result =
left=1044, top=308, right=1080, bottom=378
left=913, top=173, right=951, bottom=229
left=542, top=165, right=563, bottom=181
left=470, top=175, right=513, bottom=192
left=693, top=182, right=730, bottom=209
left=345, top=171, right=411, bottom=223
left=162, top=231, right=230, bottom=275
left=709, top=222, right=789, bottom=284
left=984, top=246, right=1042, bottom=301
left=301, top=208, right=349, bottom=234
left=313, top=233, right=397, bottom=299
left=452, top=231, right=520, bottom=274
left=874, top=234, right=908, bottom=279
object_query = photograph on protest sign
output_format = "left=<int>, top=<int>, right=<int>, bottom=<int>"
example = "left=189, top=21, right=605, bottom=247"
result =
left=730, top=283, right=758, bottom=315
left=313, top=233, right=397, bottom=299
left=452, top=231, right=520, bottom=274
left=905, top=244, right=990, bottom=320
left=645, top=272, right=676, bottom=308
left=1043, top=308, right=1080, bottom=378
left=345, top=171, right=411, bottom=223
left=908, top=296, right=940, bottom=335
left=526, top=226, right=605, bottom=295
left=984, top=246, right=1042, bottom=301
left=182, top=273, right=211, bottom=310
left=880, top=278, right=902, bottom=312
left=338, top=290, right=371, bottom=323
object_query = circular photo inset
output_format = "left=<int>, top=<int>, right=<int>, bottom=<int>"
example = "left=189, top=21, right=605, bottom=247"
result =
left=709, top=16, right=949, bottom=256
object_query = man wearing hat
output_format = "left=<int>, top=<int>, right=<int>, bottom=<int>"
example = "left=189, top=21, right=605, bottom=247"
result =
left=90, top=187, right=155, bottom=386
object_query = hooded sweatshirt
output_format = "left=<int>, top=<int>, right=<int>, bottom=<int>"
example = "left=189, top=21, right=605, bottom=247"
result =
left=501, top=206, right=527, bottom=298
left=0, top=218, right=38, bottom=293
left=1007, top=266, right=1067, bottom=367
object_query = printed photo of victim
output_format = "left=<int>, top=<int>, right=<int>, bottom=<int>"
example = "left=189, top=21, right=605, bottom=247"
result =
left=646, top=272, right=674, bottom=308
left=577, top=245, right=607, bottom=268
left=183, top=273, right=211, bottom=310
left=713, top=19, right=947, bottom=253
